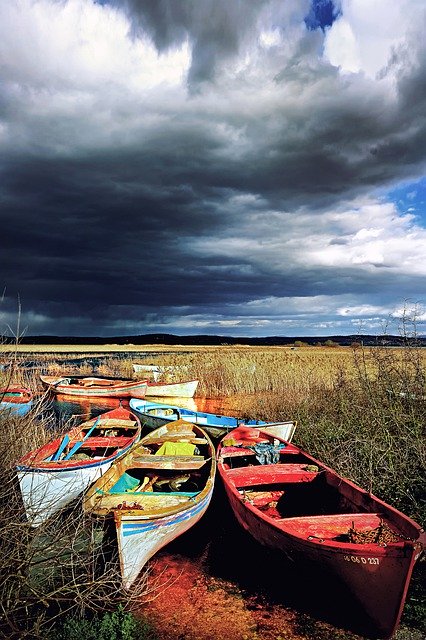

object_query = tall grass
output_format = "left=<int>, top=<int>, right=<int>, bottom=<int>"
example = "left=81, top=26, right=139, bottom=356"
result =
left=140, top=343, right=425, bottom=524
left=1, top=337, right=424, bottom=636
left=0, top=361, right=146, bottom=639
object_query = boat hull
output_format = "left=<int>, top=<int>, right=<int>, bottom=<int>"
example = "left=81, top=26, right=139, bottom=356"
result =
left=129, top=399, right=296, bottom=441
left=115, top=490, right=213, bottom=588
left=17, top=460, right=114, bottom=527
left=218, top=427, right=425, bottom=638
left=145, top=380, right=199, bottom=398
left=223, top=484, right=420, bottom=638
left=0, top=400, right=33, bottom=416
left=40, top=376, right=147, bottom=398
left=0, top=387, right=33, bottom=416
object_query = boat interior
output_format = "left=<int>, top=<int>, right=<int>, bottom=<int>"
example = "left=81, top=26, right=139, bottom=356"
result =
left=1, top=389, right=32, bottom=403
left=61, top=377, right=128, bottom=387
left=220, top=439, right=413, bottom=544
left=90, top=425, right=213, bottom=512
left=144, top=405, right=266, bottom=428
left=40, top=418, right=140, bottom=463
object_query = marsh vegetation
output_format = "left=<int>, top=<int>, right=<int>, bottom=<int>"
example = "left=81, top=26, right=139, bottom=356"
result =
left=0, top=335, right=424, bottom=639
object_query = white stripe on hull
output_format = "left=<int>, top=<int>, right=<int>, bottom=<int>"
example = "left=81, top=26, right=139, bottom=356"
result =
left=18, top=461, right=113, bottom=527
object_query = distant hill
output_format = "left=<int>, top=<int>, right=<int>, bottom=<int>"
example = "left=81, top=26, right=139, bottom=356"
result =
left=8, top=333, right=426, bottom=347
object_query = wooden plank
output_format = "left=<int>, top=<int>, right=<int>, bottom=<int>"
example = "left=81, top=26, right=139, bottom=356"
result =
left=96, top=419, right=138, bottom=427
left=141, top=436, right=208, bottom=446
left=91, top=493, right=193, bottom=511
left=226, top=463, right=320, bottom=487
left=131, top=454, right=207, bottom=470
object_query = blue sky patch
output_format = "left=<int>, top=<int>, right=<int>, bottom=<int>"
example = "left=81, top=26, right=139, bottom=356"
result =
left=383, top=177, right=426, bottom=226
left=305, top=0, right=341, bottom=31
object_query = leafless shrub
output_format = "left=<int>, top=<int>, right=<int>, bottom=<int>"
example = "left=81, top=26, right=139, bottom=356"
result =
left=0, top=401, right=148, bottom=639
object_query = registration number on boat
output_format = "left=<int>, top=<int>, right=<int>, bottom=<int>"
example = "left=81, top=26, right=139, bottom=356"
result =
left=343, top=555, right=379, bottom=565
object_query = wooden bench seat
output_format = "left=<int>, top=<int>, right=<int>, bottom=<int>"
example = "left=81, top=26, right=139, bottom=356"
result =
left=276, top=512, right=387, bottom=540
left=69, top=436, right=133, bottom=449
left=142, top=435, right=208, bottom=446
left=93, top=491, right=196, bottom=513
left=226, top=463, right=320, bottom=487
left=131, top=454, right=207, bottom=470
left=220, top=443, right=299, bottom=457
left=95, top=419, right=139, bottom=428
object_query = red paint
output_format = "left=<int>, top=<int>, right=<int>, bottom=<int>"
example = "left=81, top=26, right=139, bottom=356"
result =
left=17, top=405, right=141, bottom=469
left=217, top=427, right=425, bottom=638
left=0, top=386, right=33, bottom=403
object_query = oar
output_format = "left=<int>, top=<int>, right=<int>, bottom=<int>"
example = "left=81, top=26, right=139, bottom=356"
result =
left=63, top=416, right=101, bottom=460
left=51, top=434, right=70, bottom=461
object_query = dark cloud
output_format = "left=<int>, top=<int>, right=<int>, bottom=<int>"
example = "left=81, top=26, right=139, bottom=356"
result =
left=0, top=0, right=425, bottom=336
left=117, top=0, right=269, bottom=86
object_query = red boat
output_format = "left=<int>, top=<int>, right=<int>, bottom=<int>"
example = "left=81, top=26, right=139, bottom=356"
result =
left=17, top=405, right=142, bottom=526
left=217, top=425, right=425, bottom=638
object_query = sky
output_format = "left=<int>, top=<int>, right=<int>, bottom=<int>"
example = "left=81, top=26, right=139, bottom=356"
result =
left=1, top=0, right=425, bottom=338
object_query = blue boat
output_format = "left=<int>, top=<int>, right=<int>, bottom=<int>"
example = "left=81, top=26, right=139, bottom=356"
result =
left=129, top=398, right=296, bottom=441
left=0, top=387, right=33, bottom=416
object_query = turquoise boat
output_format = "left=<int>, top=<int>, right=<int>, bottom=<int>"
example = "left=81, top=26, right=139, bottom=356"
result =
left=0, top=387, right=33, bottom=416
left=129, top=398, right=296, bottom=441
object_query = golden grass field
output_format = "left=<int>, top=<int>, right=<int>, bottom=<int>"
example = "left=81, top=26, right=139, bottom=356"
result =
left=0, top=342, right=424, bottom=639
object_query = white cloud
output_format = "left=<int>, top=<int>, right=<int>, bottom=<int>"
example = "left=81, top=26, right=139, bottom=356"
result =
left=0, top=0, right=191, bottom=154
left=323, top=17, right=360, bottom=73
left=188, top=196, right=426, bottom=277
left=323, top=0, right=426, bottom=78
left=0, top=1, right=424, bottom=337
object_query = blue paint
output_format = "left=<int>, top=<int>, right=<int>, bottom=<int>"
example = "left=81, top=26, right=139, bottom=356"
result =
left=52, top=434, right=70, bottom=461
left=0, top=399, right=33, bottom=416
left=129, top=398, right=265, bottom=431
left=121, top=494, right=211, bottom=537
left=63, top=416, right=101, bottom=460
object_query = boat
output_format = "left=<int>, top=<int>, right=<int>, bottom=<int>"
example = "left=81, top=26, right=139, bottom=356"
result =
left=129, top=398, right=297, bottom=441
left=40, top=375, right=148, bottom=398
left=16, top=406, right=141, bottom=526
left=132, top=364, right=161, bottom=381
left=0, top=386, right=33, bottom=416
left=132, top=364, right=190, bottom=382
left=217, top=425, right=425, bottom=639
left=144, top=379, right=199, bottom=398
left=84, top=418, right=216, bottom=589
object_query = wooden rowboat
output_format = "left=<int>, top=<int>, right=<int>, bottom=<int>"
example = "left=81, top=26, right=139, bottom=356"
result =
left=84, top=419, right=216, bottom=588
left=129, top=398, right=297, bottom=441
left=132, top=364, right=190, bottom=382
left=16, top=406, right=141, bottom=526
left=0, top=386, right=33, bottom=416
left=144, top=379, right=199, bottom=398
left=217, top=425, right=425, bottom=638
left=132, top=364, right=161, bottom=380
left=40, top=375, right=147, bottom=399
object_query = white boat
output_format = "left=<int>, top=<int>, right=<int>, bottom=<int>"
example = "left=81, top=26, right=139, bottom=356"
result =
left=16, top=407, right=141, bottom=526
left=84, top=419, right=216, bottom=588
left=132, top=364, right=161, bottom=381
left=132, top=364, right=190, bottom=383
left=144, top=379, right=199, bottom=398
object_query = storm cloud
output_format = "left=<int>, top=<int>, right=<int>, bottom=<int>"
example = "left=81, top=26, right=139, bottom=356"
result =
left=0, top=0, right=425, bottom=337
